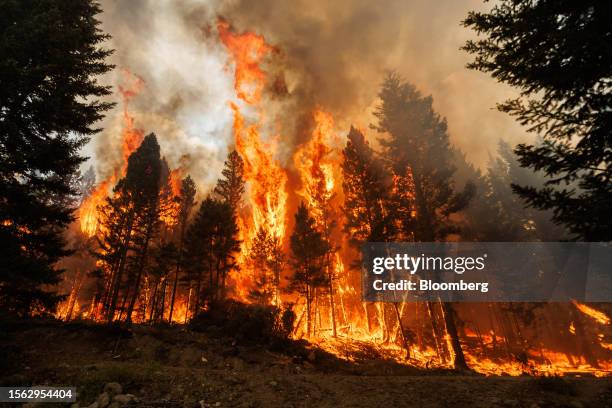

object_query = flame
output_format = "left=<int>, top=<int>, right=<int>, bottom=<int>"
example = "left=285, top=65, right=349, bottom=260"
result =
left=218, top=19, right=274, bottom=104
left=63, top=18, right=612, bottom=379
left=293, top=108, right=341, bottom=219
left=78, top=70, right=145, bottom=236
left=159, top=168, right=183, bottom=226
left=79, top=179, right=113, bottom=236
left=572, top=301, right=610, bottom=325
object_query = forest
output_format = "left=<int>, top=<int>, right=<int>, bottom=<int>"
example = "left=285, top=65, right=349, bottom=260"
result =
left=0, top=0, right=610, bottom=406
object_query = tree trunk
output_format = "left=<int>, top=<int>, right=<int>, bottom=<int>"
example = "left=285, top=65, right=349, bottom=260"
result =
left=393, top=303, right=411, bottom=359
left=440, top=301, right=468, bottom=370
left=107, top=215, right=134, bottom=322
left=327, top=261, right=337, bottom=337
left=125, top=220, right=154, bottom=324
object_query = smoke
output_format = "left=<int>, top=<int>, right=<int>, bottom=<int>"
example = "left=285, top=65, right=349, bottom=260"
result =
left=90, top=0, right=526, bottom=191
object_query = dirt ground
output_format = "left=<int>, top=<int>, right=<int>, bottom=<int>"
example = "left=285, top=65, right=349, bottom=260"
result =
left=1, top=320, right=610, bottom=408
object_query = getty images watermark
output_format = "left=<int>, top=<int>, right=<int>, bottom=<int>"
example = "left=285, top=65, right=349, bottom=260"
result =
left=361, top=242, right=612, bottom=302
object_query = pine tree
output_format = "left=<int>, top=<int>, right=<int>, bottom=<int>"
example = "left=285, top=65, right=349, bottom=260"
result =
left=462, top=1, right=612, bottom=240
left=184, top=197, right=240, bottom=314
left=96, top=134, right=162, bottom=322
left=123, top=134, right=163, bottom=322
left=466, top=141, right=567, bottom=241
left=342, top=127, right=395, bottom=246
left=248, top=228, right=278, bottom=305
left=168, top=176, right=196, bottom=323
left=0, top=0, right=114, bottom=316
left=341, top=126, right=410, bottom=351
left=289, top=203, right=329, bottom=337
left=214, top=150, right=245, bottom=214
left=374, top=73, right=474, bottom=370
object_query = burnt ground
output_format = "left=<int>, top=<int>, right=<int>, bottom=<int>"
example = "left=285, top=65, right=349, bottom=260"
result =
left=1, top=319, right=611, bottom=408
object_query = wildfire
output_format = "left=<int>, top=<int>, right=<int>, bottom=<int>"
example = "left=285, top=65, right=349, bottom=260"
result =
left=293, top=108, right=341, bottom=218
left=218, top=19, right=274, bottom=104
left=78, top=70, right=145, bottom=236
left=61, top=17, right=612, bottom=380
left=572, top=301, right=610, bottom=325
left=219, top=21, right=289, bottom=301
left=159, top=168, right=183, bottom=226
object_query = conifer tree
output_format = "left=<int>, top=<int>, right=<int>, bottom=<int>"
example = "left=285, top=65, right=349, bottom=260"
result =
left=289, top=203, right=329, bottom=337
left=249, top=228, right=278, bottom=305
left=374, top=73, right=474, bottom=370
left=0, top=0, right=114, bottom=315
left=168, top=176, right=196, bottom=323
left=342, top=127, right=395, bottom=245
left=214, top=150, right=245, bottom=214
left=96, top=134, right=162, bottom=322
left=463, top=1, right=612, bottom=240
left=184, top=197, right=240, bottom=314
left=341, top=126, right=410, bottom=350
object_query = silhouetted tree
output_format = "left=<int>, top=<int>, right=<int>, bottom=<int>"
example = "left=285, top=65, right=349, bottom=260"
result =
left=375, top=73, right=474, bottom=370
left=289, top=203, right=329, bottom=337
left=214, top=150, right=245, bottom=214
left=168, top=176, right=196, bottom=323
left=184, top=197, right=240, bottom=314
left=97, top=134, right=162, bottom=322
left=463, top=1, right=612, bottom=240
left=0, top=0, right=114, bottom=316
left=248, top=228, right=283, bottom=305
left=342, top=127, right=395, bottom=245
left=465, top=140, right=567, bottom=241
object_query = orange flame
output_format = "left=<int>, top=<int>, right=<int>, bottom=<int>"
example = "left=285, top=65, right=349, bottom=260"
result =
left=78, top=70, right=145, bottom=236
left=218, top=19, right=274, bottom=104
left=219, top=22, right=288, bottom=301
left=573, top=301, right=610, bottom=325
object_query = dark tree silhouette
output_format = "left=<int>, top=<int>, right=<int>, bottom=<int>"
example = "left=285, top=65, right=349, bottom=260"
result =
left=248, top=228, right=283, bottom=305
left=168, top=176, right=196, bottom=323
left=214, top=150, right=245, bottom=214
left=96, top=134, right=162, bottom=322
left=289, top=203, right=329, bottom=337
left=374, top=73, right=474, bottom=370
left=0, top=0, right=114, bottom=315
left=463, top=1, right=612, bottom=240
left=184, top=197, right=240, bottom=314
left=342, top=127, right=395, bottom=245
left=465, top=140, right=567, bottom=241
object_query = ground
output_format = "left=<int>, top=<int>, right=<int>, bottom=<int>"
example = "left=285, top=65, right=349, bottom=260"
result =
left=1, top=319, right=610, bottom=408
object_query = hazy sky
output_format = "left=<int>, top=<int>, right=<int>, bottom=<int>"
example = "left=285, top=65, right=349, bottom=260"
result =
left=90, top=0, right=526, bottom=188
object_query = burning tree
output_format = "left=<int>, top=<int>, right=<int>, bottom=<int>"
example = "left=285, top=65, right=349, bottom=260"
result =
left=168, top=175, right=197, bottom=323
left=248, top=228, right=284, bottom=306
left=289, top=203, right=330, bottom=337
left=214, top=150, right=246, bottom=214
left=183, top=197, right=241, bottom=315
left=374, top=73, right=476, bottom=369
left=95, top=134, right=163, bottom=322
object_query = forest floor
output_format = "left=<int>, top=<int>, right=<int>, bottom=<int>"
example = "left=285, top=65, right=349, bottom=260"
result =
left=1, top=319, right=611, bottom=408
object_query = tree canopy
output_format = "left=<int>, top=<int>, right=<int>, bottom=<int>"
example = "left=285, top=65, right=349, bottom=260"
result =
left=463, top=0, right=612, bottom=240
left=0, top=0, right=114, bottom=315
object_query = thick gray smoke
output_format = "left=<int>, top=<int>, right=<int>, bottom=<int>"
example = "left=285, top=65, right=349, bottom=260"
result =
left=90, top=0, right=525, bottom=190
